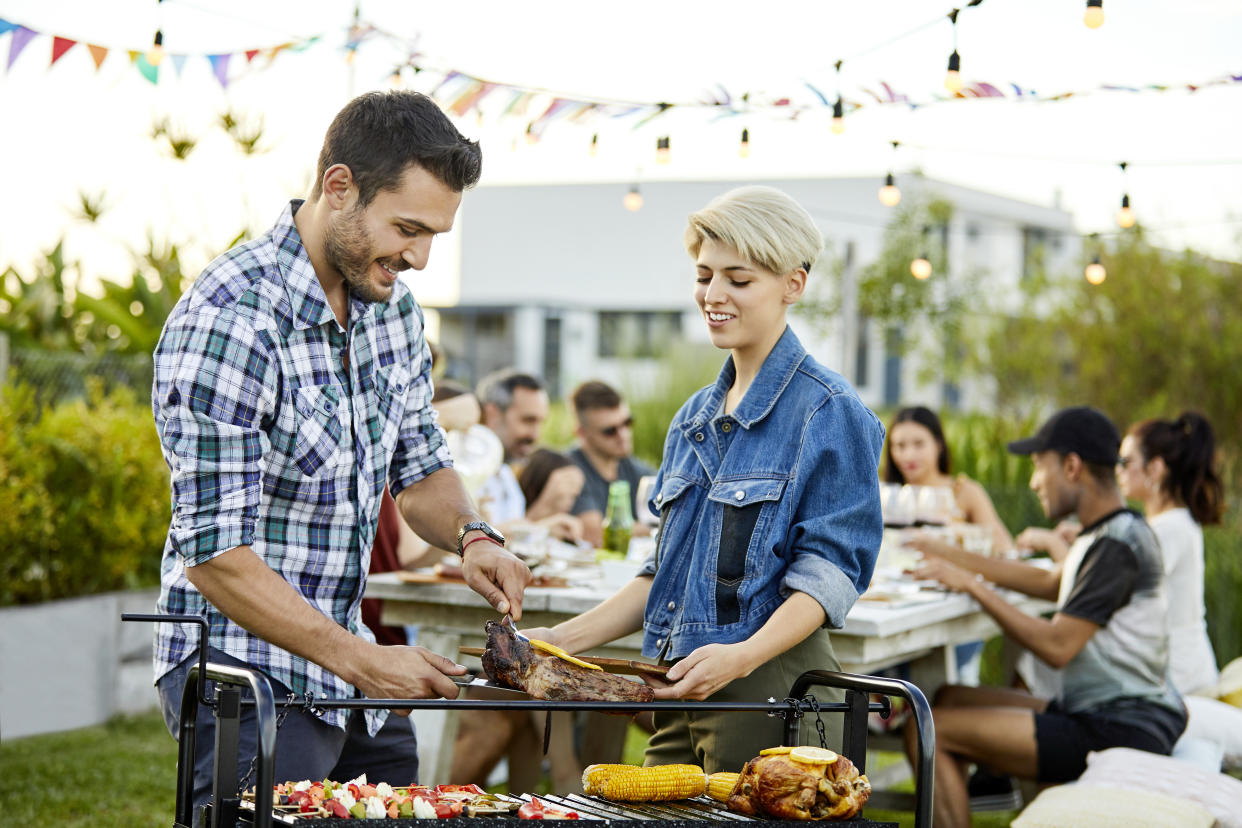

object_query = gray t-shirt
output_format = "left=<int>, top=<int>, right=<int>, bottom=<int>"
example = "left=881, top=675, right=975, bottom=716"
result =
left=1057, top=508, right=1183, bottom=716
left=568, top=448, right=655, bottom=522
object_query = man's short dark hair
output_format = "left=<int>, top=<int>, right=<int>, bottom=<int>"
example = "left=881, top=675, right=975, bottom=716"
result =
left=476, top=369, right=543, bottom=412
left=572, top=381, right=623, bottom=416
left=312, top=91, right=482, bottom=206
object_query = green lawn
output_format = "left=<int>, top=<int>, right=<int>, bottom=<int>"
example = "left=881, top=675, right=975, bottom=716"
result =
left=0, top=711, right=178, bottom=827
left=1, top=712, right=1016, bottom=827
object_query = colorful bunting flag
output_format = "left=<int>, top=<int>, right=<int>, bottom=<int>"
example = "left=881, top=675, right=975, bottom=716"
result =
left=87, top=43, right=107, bottom=70
left=50, top=35, right=75, bottom=65
left=7, top=25, right=36, bottom=70
left=208, top=54, right=230, bottom=89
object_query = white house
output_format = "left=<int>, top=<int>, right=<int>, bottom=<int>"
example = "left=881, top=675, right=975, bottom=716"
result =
left=420, top=175, right=1078, bottom=411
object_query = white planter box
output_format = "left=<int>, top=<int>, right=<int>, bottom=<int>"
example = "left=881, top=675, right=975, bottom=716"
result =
left=0, top=589, right=160, bottom=740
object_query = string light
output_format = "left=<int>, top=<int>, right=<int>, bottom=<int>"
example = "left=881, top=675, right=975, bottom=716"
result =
left=146, top=0, right=165, bottom=67
left=147, top=31, right=165, bottom=66
left=656, top=136, right=671, bottom=165
left=911, top=225, right=932, bottom=278
left=944, top=9, right=962, bottom=93
left=1116, top=162, right=1136, bottom=228
left=878, top=141, right=902, bottom=206
left=1084, top=234, right=1106, bottom=283
left=831, top=60, right=846, bottom=135
left=623, top=183, right=643, bottom=212
left=388, top=66, right=403, bottom=88
left=589, top=133, right=599, bottom=157
left=1084, top=0, right=1105, bottom=29
left=739, top=128, right=751, bottom=158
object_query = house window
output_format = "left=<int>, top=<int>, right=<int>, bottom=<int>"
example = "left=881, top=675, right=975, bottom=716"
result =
left=597, top=311, right=682, bottom=358
left=1021, top=226, right=1054, bottom=282
left=855, top=316, right=870, bottom=388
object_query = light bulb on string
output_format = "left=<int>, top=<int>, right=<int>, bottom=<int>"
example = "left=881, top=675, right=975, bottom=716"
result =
left=944, top=9, right=962, bottom=93
left=739, top=128, right=751, bottom=158
left=656, top=136, right=671, bottom=165
left=1084, top=0, right=1105, bottom=29
left=623, top=184, right=643, bottom=212
left=831, top=60, right=846, bottom=134
left=879, top=173, right=901, bottom=207
left=388, top=66, right=403, bottom=88
left=911, top=256, right=933, bottom=280
left=878, top=141, right=901, bottom=206
left=589, top=133, right=599, bottom=157
left=147, top=30, right=165, bottom=66
left=1115, top=162, right=1135, bottom=228
left=1116, top=194, right=1136, bottom=229
left=944, top=51, right=962, bottom=93
left=1085, top=256, right=1106, bottom=284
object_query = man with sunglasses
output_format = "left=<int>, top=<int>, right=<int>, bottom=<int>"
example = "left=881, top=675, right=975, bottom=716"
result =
left=568, top=381, right=655, bottom=548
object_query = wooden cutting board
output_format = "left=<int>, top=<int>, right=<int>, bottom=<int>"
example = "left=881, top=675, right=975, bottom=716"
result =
left=458, top=646, right=670, bottom=677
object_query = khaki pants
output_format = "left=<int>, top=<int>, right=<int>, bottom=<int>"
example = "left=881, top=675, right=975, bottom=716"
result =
left=644, top=628, right=845, bottom=774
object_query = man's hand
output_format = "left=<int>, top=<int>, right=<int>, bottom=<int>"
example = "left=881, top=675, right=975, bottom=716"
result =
left=461, top=539, right=532, bottom=620
left=348, top=642, right=467, bottom=715
left=1016, top=526, right=1072, bottom=562
left=911, top=556, right=978, bottom=593
left=651, top=642, right=759, bottom=701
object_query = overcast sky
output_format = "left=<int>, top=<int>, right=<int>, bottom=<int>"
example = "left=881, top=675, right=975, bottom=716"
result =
left=1, top=0, right=1239, bottom=292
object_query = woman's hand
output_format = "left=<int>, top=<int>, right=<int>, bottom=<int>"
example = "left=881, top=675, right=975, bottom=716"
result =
left=911, top=556, right=978, bottom=593
left=537, top=513, right=584, bottom=543
left=904, top=530, right=957, bottom=559
left=517, top=626, right=561, bottom=648
left=650, top=642, right=760, bottom=701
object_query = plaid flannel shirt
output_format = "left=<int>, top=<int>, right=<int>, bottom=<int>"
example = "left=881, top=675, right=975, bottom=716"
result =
left=152, top=200, right=452, bottom=734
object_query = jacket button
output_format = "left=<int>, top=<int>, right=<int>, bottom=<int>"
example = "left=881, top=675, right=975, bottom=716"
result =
left=694, top=432, right=705, bottom=442
left=667, top=601, right=676, bottom=611
left=721, top=422, right=732, bottom=432
left=734, top=490, right=745, bottom=501
left=656, top=638, right=664, bottom=648
left=655, top=493, right=663, bottom=505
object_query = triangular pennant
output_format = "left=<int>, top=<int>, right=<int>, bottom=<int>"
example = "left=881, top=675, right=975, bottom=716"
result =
left=244, top=49, right=259, bottom=63
left=6, top=26, right=36, bottom=71
left=87, top=43, right=107, bottom=69
left=0, top=19, right=18, bottom=36
left=171, top=54, right=187, bottom=77
left=208, top=53, right=230, bottom=88
left=51, top=36, right=76, bottom=66
left=135, top=52, right=159, bottom=84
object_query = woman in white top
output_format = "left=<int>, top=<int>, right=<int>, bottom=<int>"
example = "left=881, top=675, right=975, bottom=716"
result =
left=1116, top=411, right=1223, bottom=695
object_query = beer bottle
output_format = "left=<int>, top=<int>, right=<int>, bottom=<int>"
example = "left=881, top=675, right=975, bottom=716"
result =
left=600, top=480, right=634, bottom=560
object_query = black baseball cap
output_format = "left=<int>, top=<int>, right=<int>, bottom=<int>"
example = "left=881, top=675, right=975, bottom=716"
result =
left=1007, top=406, right=1121, bottom=466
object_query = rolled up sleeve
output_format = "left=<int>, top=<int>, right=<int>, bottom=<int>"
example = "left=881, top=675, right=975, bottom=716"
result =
left=154, top=307, right=273, bottom=567
left=781, top=396, right=885, bottom=628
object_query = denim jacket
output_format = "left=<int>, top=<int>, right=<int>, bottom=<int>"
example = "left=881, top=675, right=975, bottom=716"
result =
left=638, top=327, right=884, bottom=660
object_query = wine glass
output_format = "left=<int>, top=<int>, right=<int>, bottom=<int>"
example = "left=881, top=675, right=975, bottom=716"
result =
left=634, top=475, right=659, bottom=528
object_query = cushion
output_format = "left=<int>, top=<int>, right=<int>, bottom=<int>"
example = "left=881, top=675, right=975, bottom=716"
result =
left=1075, top=747, right=1242, bottom=828
left=1012, top=784, right=1216, bottom=828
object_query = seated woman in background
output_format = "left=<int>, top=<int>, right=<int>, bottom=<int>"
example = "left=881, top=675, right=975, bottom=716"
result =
left=886, top=406, right=1015, bottom=683
left=886, top=405, right=1014, bottom=554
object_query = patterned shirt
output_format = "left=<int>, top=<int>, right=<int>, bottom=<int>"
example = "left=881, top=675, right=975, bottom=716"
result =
left=152, top=200, right=453, bottom=733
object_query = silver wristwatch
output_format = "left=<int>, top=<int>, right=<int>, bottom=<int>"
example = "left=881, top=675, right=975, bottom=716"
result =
left=456, top=520, right=505, bottom=557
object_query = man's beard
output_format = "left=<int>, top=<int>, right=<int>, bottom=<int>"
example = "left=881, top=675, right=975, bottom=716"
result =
left=323, top=205, right=399, bottom=305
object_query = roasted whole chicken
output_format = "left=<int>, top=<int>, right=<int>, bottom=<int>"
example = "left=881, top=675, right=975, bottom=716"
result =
left=726, top=747, right=871, bottom=821
left=481, top=620, right=654, bottom=703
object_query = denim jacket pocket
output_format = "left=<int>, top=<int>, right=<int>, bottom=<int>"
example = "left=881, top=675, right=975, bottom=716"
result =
left=707, top=476, right=787, bottom=625
left=292, top=384, right=343, bottom=478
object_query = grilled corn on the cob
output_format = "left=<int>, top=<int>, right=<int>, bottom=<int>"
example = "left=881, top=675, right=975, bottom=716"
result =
left=706, top=772, right=740, bottom=802
left=581, top=764, right=707, bottom=801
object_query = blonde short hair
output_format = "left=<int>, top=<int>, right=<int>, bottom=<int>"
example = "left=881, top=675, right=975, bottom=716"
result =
left=684, top=186, right=823, bottom=275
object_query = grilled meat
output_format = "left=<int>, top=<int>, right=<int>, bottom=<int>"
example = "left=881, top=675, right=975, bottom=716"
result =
left=727, top=753, right=871, bottom=821
left=481, top=620, right=654, bottom=702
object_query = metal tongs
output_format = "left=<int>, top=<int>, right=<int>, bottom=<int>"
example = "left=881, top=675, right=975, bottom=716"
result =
left=502, top=613, right=530, bottom=642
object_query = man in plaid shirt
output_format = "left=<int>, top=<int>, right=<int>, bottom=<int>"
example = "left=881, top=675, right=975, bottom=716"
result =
left=152, top=91, right=531, bottom=808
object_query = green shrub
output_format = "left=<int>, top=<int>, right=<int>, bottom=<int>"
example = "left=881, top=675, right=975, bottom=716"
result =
left=0, top=380, right=169, bottom=605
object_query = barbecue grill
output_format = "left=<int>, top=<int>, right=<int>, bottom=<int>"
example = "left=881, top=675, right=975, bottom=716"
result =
left=124, top=614, right=933, bottom=828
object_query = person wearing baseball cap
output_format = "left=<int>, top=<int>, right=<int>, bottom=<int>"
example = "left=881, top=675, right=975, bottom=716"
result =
left=903, top=406, right=1186, bottom=827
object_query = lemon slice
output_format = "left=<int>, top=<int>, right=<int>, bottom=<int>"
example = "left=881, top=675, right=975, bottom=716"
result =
left=758, top=746, right=793, bottom=756
left=789, top=746, right=838, bottom=765
left=529, top=639, right=603, bottom=671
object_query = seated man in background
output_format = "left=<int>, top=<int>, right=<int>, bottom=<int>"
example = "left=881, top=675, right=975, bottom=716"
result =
left=567, top=381, right=655, bottom=547
left=907, top=406, right=1186, bottom=828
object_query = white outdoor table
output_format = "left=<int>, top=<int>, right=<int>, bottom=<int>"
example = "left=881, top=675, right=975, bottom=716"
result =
left=365, top=571, right=1053, bottom=782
